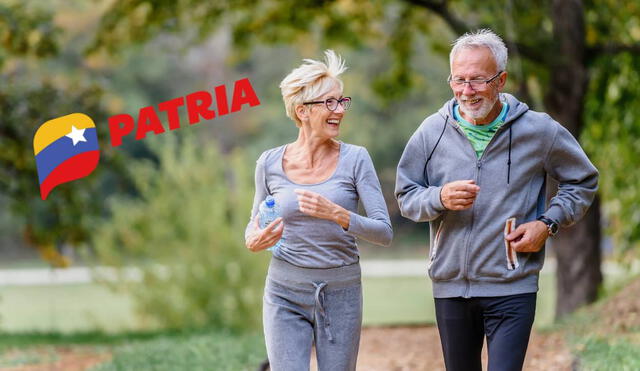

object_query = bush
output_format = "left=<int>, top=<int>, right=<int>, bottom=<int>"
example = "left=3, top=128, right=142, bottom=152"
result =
left=92, top=134, right=268, bottom=332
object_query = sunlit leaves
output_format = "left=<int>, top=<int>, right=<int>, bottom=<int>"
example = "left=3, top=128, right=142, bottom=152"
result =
left=0, top=3, right=59, bottom=67
left=583, top=53, right=640, bottom=257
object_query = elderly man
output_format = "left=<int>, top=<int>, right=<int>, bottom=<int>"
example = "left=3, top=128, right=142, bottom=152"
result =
left=395, top=29, right=598, bottom=371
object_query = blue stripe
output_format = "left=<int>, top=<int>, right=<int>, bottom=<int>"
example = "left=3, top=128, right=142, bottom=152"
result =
left=35, top=128, right=99, bottom=184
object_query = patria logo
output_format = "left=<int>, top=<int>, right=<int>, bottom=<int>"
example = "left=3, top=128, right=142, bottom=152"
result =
left=33, top=77, right=260, bottom=200
left=33, top=113, right=100, bottom=200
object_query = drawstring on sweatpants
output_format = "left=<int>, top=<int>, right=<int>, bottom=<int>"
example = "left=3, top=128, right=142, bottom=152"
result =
left=313, top=281, right=334, bottom=343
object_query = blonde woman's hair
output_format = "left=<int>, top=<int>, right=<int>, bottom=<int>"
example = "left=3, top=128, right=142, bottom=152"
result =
left=280, top=50, right=347, bottom=126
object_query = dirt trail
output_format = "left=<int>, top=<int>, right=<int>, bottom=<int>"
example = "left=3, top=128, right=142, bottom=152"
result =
left=354, top=325, right=573, bottom=371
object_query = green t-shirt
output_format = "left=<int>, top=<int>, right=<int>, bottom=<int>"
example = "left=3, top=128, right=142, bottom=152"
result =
left=454, top=102, right=509, bottom=158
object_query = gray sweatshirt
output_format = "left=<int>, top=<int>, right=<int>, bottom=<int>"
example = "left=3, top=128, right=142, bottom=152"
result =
left=246, top=142, right=393, bottom=268
left=395, top=93, right=598, bottom=298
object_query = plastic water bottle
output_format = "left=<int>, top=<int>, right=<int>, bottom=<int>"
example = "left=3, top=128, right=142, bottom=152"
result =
left=258, top=196, right=284, bottom=252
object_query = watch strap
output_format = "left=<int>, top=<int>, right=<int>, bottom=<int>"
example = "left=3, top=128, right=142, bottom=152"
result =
left=537, top=216, right=558, bottom=236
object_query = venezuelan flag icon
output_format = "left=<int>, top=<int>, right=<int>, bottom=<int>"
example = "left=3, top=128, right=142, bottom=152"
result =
left=33, top=113, right=100, bottom=200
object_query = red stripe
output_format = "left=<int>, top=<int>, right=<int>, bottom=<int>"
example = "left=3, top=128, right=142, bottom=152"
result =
left=40, top=151, right=100, bottom=200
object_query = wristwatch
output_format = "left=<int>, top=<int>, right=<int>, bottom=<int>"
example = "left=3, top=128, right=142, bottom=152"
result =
left=537, top=216, right=559, bottom=236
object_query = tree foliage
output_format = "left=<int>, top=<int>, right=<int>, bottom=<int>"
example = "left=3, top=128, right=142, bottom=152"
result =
left=92, top=134, right=267, bottom=331
left=583, top=53, right=640, bottom=257
left=0, top=2, right=136, bottom=265
left=0, top=78, right=128, bottom=265
left=0, top=2, right=59, bottom=62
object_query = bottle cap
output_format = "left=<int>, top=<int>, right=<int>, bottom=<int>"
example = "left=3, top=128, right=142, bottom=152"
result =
left=265, top=196, right=275, bottom=208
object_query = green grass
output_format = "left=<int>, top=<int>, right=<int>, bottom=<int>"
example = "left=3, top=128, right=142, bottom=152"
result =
left=92, top=331, right=266, bottom=371
left=0, top=329, right=266, bottom=370
left=575, top=337, right=640, bottom=371
left=555, top=273, right=640, bottom=371
left=363, top=276, right=435, bottom=325
left=563, top=307, right=640, bottom=371
left=0, top=284, right=149, bottom=333
left=0, top=328, right=196, bottom=351
left=0, top=348, right=56, bottom=368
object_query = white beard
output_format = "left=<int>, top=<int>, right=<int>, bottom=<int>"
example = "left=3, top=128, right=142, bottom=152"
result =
left=458, top=93, right=499, bottom=122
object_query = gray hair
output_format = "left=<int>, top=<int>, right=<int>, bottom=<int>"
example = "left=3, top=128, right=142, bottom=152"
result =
left=450, top=29, right=508, bottom=71
left=279, top=50, right=347, bottom=126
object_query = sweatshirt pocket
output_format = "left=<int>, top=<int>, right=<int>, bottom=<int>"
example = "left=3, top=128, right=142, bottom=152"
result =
left=427, top=221, right=444, bottom=271
left=472, top=216, right=536, bottom=281
left=428, top=216, right=462, bottom=281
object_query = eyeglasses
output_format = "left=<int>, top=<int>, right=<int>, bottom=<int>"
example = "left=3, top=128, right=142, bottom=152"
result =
left=447, top=71, right=503, bottom=91
left=303, top=97, right=352, bottom=111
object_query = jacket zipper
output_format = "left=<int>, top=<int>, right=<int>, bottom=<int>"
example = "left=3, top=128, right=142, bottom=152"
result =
left=453, top=122, right=512, bottom=298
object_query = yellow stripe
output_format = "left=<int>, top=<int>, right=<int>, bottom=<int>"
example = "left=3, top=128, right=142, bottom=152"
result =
left=33, top=113, right=96, bottom=155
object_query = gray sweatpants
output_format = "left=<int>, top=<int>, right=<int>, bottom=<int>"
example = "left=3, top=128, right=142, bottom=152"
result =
left=263, top=257, right=363, bottom=371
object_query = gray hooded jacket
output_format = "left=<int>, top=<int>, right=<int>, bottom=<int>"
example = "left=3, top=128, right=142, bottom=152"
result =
left=395, top=93, right=598, bottom=298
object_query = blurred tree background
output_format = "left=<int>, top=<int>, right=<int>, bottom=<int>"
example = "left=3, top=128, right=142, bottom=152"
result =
left=92, top=133, right=266, bottom=331
left=1, top=0, right=639, bottom=333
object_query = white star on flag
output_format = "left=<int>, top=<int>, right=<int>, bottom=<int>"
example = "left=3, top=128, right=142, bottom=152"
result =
left=65, top=125, right=87, bottom=146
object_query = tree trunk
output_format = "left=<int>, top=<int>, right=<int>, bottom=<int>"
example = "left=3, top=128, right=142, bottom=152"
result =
left=544, top=0, right=603, bottom=319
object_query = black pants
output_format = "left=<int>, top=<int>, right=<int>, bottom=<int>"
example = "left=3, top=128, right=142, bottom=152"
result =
left=434, top=293, right=537, bottom=371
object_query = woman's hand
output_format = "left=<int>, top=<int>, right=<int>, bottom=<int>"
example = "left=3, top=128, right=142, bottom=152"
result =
left=295, top=189, right=350, bottom=229
left=246, top=215, right=284, bottom=252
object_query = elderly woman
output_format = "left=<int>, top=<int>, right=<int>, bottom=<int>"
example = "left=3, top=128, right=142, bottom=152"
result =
left=245, top=50, right=393, bottom=370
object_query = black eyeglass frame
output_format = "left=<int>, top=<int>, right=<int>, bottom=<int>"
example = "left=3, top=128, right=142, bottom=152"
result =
left=302, top=97, right=352, bottom=111
left=447, top=71, right=504, bottom=90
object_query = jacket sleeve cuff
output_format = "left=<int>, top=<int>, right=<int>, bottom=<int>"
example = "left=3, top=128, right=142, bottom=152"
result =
left=428, top=186, right=446, bottom=212
left=346, top=211, right=364, bottom=235
left=345, top=211, right=393, bottom=246
left=542, top=206, right=565, bottom=226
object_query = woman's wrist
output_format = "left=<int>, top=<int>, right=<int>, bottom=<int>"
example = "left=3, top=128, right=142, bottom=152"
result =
left=246, top=233, right=263, bottom=252
left=333, top=206, right=351, bottom=230
left=245, top=234, right=257, bottom=252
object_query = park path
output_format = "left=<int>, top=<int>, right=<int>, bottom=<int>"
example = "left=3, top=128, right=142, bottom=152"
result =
left=355, top=325, right=573, bottom=371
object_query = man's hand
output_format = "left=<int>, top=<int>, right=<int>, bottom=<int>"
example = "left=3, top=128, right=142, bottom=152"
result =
left=245, top=215, right=284, bottom=252
left=440, top=180, right=480, bottom=210
left=506, top=221, right=548, bottom=253
left=295, top=189, right=350, bottom=229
